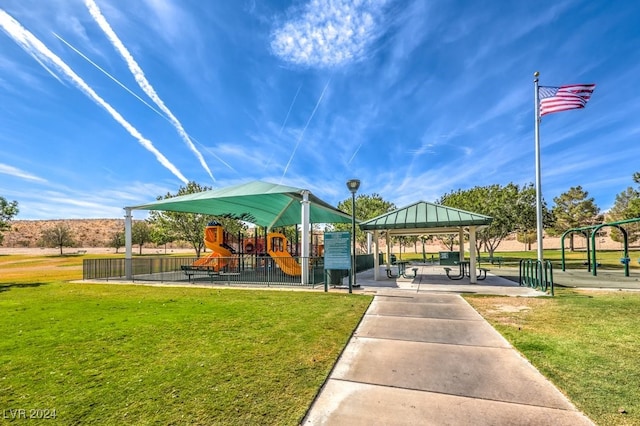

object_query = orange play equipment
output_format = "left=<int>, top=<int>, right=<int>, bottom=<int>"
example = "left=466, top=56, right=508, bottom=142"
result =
left=267, top=232, right=302, bottom=276
left=191, top=222, right=236, bottom=271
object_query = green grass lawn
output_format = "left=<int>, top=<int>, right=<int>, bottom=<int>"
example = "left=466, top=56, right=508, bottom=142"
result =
left=0, top=282, right=372, bottom=425
left=3, top=252, right=640, bottom=424
left=466, top=289, right=640, bottom=426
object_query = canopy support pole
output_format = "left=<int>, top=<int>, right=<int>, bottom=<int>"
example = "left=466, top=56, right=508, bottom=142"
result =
left=300, top=190, right=310, bottom=285
left=124, top=208, right=132, bottom=280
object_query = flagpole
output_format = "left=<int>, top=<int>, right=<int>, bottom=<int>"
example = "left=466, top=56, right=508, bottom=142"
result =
left=534, top=71, right=544, bottom=262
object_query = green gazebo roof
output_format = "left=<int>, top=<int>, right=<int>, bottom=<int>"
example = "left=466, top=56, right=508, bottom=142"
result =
left=359, top=201, right=492, bottom=234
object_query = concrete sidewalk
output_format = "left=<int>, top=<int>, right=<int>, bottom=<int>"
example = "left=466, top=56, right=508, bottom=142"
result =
left=303, top=266, right=594, bottom=425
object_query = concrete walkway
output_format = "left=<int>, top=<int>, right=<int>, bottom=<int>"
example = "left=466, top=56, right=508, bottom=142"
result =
left=303, top=265, right=594, bottom=425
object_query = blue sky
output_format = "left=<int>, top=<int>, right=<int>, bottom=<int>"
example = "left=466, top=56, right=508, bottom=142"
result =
left=1, top=0, right=639, bottom=221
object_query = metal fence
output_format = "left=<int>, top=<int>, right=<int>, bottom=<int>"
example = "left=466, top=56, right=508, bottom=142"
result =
left=519, top=259, right=554, bottom=296
left=83, top=254, right=374, bottom=288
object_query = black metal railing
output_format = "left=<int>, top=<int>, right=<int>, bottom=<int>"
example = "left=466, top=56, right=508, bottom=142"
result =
left=83, top=254, right=374, bottom=288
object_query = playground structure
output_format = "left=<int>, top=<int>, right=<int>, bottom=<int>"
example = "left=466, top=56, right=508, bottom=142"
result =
left=188, top=221, right=324, bottom=277
left=267, top=232, right=302, bottom=276
left=560, top=217, right=640, bottom=276
left=191, top=222, right=237, bottom=272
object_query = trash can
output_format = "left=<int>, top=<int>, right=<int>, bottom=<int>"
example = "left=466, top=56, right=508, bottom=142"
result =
left=439, top=251, right=460, bottom=265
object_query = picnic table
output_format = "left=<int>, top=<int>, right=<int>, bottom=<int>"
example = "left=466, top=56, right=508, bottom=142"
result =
left=443, top=260, right=489, bottom=281
left=386, top=260, right=418, bottom=279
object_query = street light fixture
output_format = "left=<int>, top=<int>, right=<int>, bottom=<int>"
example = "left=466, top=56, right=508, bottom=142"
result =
left=346, top=179, right=360, bottom=294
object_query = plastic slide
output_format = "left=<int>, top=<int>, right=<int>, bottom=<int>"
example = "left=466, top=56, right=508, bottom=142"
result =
left=267, top=232, right=302, bottom=276
left=192, top=225, right=233, bottom=271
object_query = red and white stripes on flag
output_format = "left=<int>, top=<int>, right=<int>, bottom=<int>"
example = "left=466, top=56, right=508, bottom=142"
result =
left=538, top=84, right=596, bottom=117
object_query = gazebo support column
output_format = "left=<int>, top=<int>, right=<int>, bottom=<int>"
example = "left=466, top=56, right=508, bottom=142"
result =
left=469, top=226, right=477, bottom=284
left=385, top=232, right=392, bottom=273
left=458, top=228, right=465, bottom=262
left=373, top=230, right=380, bottom=280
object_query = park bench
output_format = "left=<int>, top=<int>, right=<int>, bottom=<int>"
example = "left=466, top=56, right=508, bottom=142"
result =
left=478, top=256, right=503, bottom=267
left=180, top=265, right=219, bottom=282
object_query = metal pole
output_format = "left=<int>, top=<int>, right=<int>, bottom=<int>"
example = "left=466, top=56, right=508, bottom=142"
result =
left=350, top=190, right=356, bottom=293
left=534, top=71, right=544, bottom=263
left=346, top=179, right=360, bottom=293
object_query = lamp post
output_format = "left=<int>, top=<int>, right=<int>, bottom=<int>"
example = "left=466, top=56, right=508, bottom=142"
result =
left=346, top=179, right=360, bottom=294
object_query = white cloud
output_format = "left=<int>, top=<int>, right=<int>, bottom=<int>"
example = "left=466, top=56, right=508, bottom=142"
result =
left=0, top=163, right=47, bottom=183
left=270, top=0, right=388, bottom=68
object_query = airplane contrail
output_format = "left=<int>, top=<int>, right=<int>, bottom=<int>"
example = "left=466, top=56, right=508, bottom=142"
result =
left=53, top=32, right=237, bottom=174
left=53, top=32, right=162, bottom=117
left=280, top=83, right=302, bottom=134
left=85, top=0, right=215, bottom=182
left=263, top=83, right=303, bottom=171
left=347, top=142, right=363, bottom=164
left=0, top=9, right=190, bottom=184
left=280, top=79, right=330, bottom=182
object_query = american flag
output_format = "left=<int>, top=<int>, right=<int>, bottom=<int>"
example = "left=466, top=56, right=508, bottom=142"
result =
left=538, top=84, right=596, bottom=117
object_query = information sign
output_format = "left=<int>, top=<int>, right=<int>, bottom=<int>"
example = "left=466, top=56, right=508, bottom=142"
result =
left=324, top=232, right=351, bottom=270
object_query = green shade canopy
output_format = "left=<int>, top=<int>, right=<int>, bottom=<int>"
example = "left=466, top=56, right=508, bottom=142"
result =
left=359, top=201, right=493, bottom=235
left=127, top=181, right=353, bottom=229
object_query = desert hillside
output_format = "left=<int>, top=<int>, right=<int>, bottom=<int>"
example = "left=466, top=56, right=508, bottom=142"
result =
left=3, top=219, right=127, bottom=248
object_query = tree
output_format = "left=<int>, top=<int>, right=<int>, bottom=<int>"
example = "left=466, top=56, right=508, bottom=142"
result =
left=0, top=197, right=19, bottom=245
left=607, top=174, right=640, bottom=244
left=516, top=231, right=537, bottom=251
left=132, top=221, right=151, bottom=255
left=109, top=231, right=125, bottom=254
left=551, top=186, right=600, bottom=251
left=397, top=236, right=412, bottom=259
left=439, top=183, right=546, bottom=257
left=147, top=182, right=245, bottom=257
left=436, top=234, right=458, bottom=252
left=149, top=223, right=174, bottom=254
left=335, top=193, right=395, bottom=252
left=418, top=235, right=429, bottom=261
left=40, top=223, right=75, bottom=255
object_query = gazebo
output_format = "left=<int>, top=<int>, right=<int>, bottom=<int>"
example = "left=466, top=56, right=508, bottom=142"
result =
left=359, top=201, right=493, bottom=283
left=124, top=181, right=353, bottom=284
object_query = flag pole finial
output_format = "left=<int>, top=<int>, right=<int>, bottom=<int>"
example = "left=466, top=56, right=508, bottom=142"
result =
left=534, top=71, right=540, bottom=80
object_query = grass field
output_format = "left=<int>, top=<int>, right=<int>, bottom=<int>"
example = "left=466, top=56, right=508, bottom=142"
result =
left=0, top=253, right=372, bottom=425
left=2, top=252, right=640, bottom=424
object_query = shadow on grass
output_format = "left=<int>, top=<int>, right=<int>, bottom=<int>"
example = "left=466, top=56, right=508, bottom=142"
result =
left=0, top=282, right=49, bottom=293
